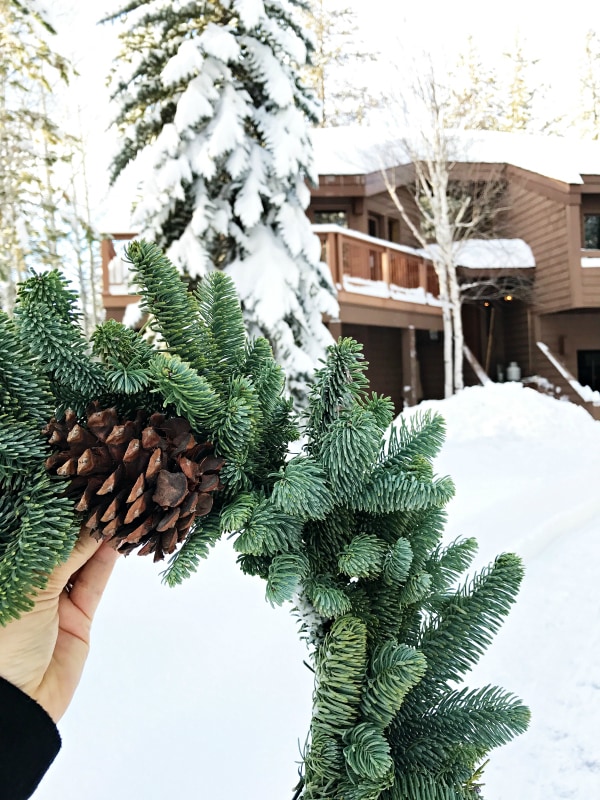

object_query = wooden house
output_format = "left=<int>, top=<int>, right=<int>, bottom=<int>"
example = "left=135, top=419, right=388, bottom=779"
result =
left=306, top=127, right=600, bottom=417
left=100, top=128, right=600, bottom=418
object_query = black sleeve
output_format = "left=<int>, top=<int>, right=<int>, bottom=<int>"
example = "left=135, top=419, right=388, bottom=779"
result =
left=0, top=676, right=61, bottom=800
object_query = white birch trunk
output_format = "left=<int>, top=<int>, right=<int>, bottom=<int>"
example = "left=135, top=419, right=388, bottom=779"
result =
left=435, top=264, right=454, bottom=398
left=448, top=266, right=464, bottom=391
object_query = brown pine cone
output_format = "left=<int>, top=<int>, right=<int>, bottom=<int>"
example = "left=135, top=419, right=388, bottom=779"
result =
left=43, top=404, right=225, bottom=562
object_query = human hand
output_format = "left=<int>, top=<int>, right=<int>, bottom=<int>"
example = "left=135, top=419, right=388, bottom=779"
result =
left=0, top=535, right=120, bottom=723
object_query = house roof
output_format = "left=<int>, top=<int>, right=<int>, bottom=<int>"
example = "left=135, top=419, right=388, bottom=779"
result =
left=425, top=239, right=536, bottom=269
left=310, top=126, right=600, bottom=186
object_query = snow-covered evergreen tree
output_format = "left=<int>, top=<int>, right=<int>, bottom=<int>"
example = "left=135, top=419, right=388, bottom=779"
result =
left=106, top=0, right=339, bottom=405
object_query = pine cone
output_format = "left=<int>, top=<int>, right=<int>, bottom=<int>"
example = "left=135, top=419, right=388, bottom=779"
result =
left=43, top=404, right=225, bottom=562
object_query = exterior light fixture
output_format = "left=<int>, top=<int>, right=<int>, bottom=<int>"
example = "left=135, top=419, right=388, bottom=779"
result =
left=504, top=294, right=513, bottom=302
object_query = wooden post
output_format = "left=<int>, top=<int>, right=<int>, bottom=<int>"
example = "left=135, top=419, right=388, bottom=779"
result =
left=336, top=232, right=345, bottom=284
left=485, top=307, right=496, bottom=375
left=381, top=249, right=390, bottom=288
left=401, top=325, right=418, bottom=408
left=418, top=260, right=428, bottom=293
left=325, top=232, right=337, bottom=283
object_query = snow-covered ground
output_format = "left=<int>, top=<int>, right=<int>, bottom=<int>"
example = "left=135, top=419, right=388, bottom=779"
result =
left=34, top=383, right=600, bottom=799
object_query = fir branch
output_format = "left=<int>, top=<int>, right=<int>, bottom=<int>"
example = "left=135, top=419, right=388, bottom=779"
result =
left=212, top=376, right=260, bottom=462
left=194, top=269, right=247, bottom=386
left=424, top=686, right=530, bottom=756
left=220, top=491, right=259, bottom=533
left=426, top=538, right=479, bottom=598
left=309, top=615, right=368, bottom=736
left=15, top=268, right=81, bottom=326
left=149, top=352, right=220, bottom=431
left=0, top=417, right=48, bottom=482
left=383, top=538, right=414, bottom=586
left=162, top=514, right=222, bottom=586
left=125, top=240, right=207, bottom=370
left=356, top=470, right=455, bottom=515
left=271, top=456, right=333, bottom=521
left=319, top=407, right=382, bottom=502
left=0, top=312, right=54, bottom=425
left=305, top=575, right=352, bottom=619
left=266, top=551, right=310, bottom=606
left=233, top=498, right=303, bottom=556
left=391, top=686, right=529, bottom=782
left=306, top=338, right=370, bottom=453
left=417, top=554, right=525, bottom=693
left=0, top=469, right=77, bottom=624
left=91, top=319, right=154, bottom=368
left=360, top=642, right=427, bottom=729
left=338, top=534, right=387, bottom=579
left=343, top=722, right=393, bottom=783
left=391, top=773, right=474, bottom=800
left=384, top=412, right=448, bottom=469
left=363, top=393, right=395, bottom=431
left=14, top=272, right=106, bottom=413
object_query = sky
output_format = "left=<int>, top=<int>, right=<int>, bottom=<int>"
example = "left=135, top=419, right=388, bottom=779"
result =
left=31, top=382, right=600, bottom=799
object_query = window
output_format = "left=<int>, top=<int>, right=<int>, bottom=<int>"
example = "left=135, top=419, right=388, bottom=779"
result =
left=368, top=214, right=381, bottom=238
left=313, top=210, right=348, bottom=227
left=583, top=214, right=600, bottom=249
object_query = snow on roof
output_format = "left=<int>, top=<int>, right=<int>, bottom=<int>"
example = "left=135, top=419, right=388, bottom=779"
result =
left=310, top=126, right=600, bottom=185
left=424, top=238, right=536, bottom=269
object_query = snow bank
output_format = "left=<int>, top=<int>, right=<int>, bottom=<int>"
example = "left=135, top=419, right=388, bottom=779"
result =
left=403, top=383, right=600, bottom=799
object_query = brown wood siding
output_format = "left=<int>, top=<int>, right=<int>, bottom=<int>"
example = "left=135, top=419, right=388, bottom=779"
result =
left=505, top=181, right=572, bottom=313
left=537, top=311, right=600, bottom=379
left=342, top=323, right=404, bottom=412
left=580, top=268, right=600, bottom=304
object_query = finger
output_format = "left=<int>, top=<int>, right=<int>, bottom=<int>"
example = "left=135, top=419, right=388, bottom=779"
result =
left=67, top=542, right=120, bottom=622
left=47, top=533, right=108, bottom=593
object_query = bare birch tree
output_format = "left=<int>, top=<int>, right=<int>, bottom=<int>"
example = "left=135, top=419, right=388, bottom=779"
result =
left=382, top=68, right=506, bottom=396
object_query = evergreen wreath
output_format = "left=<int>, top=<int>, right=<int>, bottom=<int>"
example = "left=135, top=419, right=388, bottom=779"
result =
left=0, top=241, right=529, bottom=799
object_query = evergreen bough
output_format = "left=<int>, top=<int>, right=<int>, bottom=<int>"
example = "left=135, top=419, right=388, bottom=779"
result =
left=0, top=241, right=529, bottom=798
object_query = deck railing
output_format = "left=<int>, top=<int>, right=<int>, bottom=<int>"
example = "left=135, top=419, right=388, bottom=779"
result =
left=101, top=226, right=440, bottom=311
left=312, top=224, right=439, bottom=298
